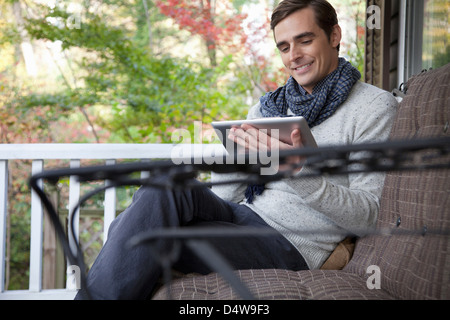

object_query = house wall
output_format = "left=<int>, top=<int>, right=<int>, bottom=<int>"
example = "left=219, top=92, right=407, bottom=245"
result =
left=365, top=0, right=401, bottom=92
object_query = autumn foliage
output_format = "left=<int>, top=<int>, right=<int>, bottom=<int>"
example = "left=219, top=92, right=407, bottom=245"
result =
left=155, top=0, right=248, bottom=51
left=156, top=0, right=287, bottom=91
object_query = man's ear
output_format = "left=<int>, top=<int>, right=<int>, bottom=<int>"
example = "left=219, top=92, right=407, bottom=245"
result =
left=330, top=24, right=342, bottom=49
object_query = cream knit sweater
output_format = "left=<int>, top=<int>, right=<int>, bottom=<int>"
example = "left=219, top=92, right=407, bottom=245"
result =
left=211, top=80, right=398, bottom=269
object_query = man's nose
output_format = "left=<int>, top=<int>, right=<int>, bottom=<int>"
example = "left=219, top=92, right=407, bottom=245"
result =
left=289, top=44, right=303, bottom=63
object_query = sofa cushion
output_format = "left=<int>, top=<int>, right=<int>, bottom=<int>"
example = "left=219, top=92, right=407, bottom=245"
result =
left=344, top=63, right=450, bottom=299
left=152, top=64, right=450, bottom=300
left=152, top=269, right=394, bottom=300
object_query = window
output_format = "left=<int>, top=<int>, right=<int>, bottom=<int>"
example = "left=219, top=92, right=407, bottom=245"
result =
left=399, top=0, right=449, bottom=85
left=422, top=0, right=449, bottom=70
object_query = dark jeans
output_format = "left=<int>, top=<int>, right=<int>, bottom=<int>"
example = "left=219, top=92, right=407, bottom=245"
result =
left=75, top=177, right=308, bottom=300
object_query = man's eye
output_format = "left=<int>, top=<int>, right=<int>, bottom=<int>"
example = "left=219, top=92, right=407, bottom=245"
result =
left=280, top=47, right=289, bottom=53
left=302, top=40, right=312, bottom=45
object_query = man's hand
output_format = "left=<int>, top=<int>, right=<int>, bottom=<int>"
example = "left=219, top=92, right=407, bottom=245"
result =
left=228, top=123, right=305, bottom=173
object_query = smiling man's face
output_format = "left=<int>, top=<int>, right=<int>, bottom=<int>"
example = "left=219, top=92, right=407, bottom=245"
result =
left=274, top=7, right=341, bottom=94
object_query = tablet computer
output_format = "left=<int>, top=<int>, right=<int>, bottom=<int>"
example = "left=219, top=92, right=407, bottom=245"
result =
left=212, top=116, right=317, bottom=149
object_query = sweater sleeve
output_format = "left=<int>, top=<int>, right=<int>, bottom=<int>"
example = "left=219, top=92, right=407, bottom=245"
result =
left=284, top=91, right=398, bottom=235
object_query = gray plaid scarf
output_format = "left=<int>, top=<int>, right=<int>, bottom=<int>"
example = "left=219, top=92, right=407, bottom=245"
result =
left=245, top=58, right=361, bottom=203
left=260, top=58, right=361, bottom=122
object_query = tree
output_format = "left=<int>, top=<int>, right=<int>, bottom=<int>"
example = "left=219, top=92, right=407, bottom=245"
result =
left=156, top=0, right=288, bottom=97
left=156, top=0, right=248, bottom=67
left=1, top=0, right=254, bottom=144
left=329, top=0, right=366, bottom=76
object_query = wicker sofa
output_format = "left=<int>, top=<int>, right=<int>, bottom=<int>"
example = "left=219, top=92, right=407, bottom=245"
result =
left=152, top=63, right=450, bottom=300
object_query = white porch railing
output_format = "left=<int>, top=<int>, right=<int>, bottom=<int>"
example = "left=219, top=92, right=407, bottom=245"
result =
left=0, top=143, right=224, bottom=300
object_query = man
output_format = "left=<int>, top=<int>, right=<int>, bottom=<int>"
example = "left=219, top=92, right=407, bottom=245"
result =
left=76, top=0, right=397, bottom=299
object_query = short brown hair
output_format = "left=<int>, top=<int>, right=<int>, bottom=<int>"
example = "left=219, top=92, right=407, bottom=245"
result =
left=271, top=0, right=340, bottom=51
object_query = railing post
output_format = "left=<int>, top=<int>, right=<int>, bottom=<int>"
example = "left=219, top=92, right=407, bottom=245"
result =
left=103, top=159, right=116, bottom=243
left=0, top=160, right=8, bottom=293
left=66, top=159, right=80, bottom=290
left=29, top=160, right=44, bottom=292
